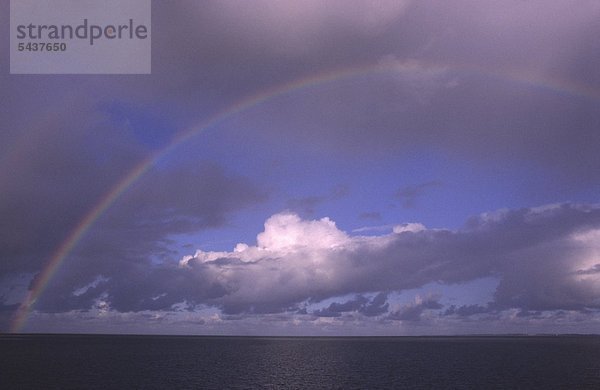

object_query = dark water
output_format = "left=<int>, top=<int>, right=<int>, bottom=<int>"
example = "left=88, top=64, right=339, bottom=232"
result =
left=1, top=335, right=600, bottom=389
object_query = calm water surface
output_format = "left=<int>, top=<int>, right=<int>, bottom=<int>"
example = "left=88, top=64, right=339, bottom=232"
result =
left=1, top=335, right=600, bottom=389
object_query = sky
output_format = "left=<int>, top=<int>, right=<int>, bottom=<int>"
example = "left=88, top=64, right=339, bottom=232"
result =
left=1, top=0, right=600, bottom=335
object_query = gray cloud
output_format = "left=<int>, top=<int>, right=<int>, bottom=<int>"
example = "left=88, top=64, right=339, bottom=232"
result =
left=577, top=264, right=600, bottom=276
left=24, top=162, right=266, bottom=314
left=285, top=185, right=348, bottom=216
left=444, top=304, right=490, bottom=318
left=4, top=1, right=599, bottom=169
left=312, top=293, right=389, bottom=318
left=199, top=1, right=600, bottom=187
left=0, top=100, right=146, bottom=274
left=17, top=203, right=598, bottom=324
left=396, top=181, right=442, bottom=209
left=388, top=296, right=443, bottom=321
left=360, top=293, right=390, bottom=317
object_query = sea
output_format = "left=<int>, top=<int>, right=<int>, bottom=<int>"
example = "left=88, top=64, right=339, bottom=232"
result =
left=1, top=334, right=600, bottom=389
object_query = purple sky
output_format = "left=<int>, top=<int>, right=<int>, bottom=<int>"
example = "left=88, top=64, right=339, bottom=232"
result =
left=1, top=0, right=600, bottom=335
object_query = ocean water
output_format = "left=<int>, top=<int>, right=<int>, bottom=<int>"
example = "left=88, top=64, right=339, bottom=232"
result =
left=1, top=335, right=600, bottom=389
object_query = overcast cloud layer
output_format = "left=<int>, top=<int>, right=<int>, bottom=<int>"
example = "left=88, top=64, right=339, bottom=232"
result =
left=1, top=1, right=599, bottom=334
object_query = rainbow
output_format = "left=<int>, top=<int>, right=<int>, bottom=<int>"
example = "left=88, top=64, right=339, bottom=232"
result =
left=9, top=60, right=599, bottom=333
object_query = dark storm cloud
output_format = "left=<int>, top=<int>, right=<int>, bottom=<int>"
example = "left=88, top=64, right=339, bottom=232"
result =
left=0, top=92, right=264, bottom=276
left=27, top=162, right=266, bottom=314
left=0, top=100, right=146, bottom=274
left=5, top=1, right=600, bottom=182
left=109, top=162, right=266, bottom=233
left=206, top=0, right=600, bottom=186
left=0, top=0, right=271, bottom=321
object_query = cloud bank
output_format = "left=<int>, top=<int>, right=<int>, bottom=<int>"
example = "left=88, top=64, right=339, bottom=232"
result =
left=172, top=204, right=600, bottom=317
left=17, top=202, right=596, bottom=331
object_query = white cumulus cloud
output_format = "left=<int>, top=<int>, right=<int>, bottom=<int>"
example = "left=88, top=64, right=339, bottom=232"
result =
left=174, top=204, right=600, bottom=317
